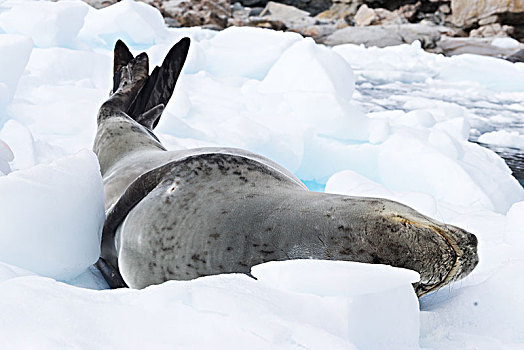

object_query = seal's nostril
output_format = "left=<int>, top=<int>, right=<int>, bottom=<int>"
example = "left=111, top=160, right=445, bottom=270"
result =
left=469, top=233, right=478, bottom=247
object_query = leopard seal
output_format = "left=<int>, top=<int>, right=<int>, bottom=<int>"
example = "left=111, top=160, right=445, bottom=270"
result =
left=94, top=38, right=478, bottom=297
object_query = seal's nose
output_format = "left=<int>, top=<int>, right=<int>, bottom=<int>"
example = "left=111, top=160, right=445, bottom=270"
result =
left=467, top=231, right=478, bottom=247
left=446, top=224, right=478, bottom=247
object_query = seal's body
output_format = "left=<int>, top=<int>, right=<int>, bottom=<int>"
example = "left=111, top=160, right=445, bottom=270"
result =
left=94, top=39, right=478, bottom=296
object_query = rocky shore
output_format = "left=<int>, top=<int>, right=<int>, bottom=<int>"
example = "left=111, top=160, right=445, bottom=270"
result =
left=84, top=0, right=524, bottom=61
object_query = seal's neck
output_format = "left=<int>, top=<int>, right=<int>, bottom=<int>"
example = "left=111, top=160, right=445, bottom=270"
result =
left=93, top=112, right=165, bottom=176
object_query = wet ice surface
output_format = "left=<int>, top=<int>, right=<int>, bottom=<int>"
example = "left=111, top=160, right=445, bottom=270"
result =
left=350, top=53, right=524, bottom=184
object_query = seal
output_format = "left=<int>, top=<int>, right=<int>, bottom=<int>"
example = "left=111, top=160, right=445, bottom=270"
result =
left=94, top=38, right=479, bottom=297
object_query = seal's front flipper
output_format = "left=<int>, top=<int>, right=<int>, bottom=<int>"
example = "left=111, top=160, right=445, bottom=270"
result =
left=135, top=104, right=165, bottom=129
left=95, top=257, right=128, bottom=289
left=128, top=37, right=191, bottom=129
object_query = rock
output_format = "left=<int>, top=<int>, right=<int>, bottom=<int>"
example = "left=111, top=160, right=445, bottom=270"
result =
left=438, top=3, right=450, bottom=15
left=436, top=36, right=524, bottom=58
left=320, top=23, right=441, bottom=48
left=470, top=23, right=514, bottom=38
left=261, top=1, right=311, bottom=19
left=395, top=3, right=420, bottom=22
left=506, top=48, right=524, bottom=62
left=451, top=0, right=524, bottom=28
left=354, top=4, right=376, bottom=25
left=249, top=7, right=265, bottom=16
left=231, top=2, right=244, bottom=11
left=82, top=0, right=116, bottom=8
left=301, top=24, right=338, bottom=39
left=364, top=0, right=418, bottom=11
left=451, top=0, right=524, bottom=41
left=478, top=15, right=499, bottom=26
left=260, top=2, right=316, bottom=29
left=234, top=0, right=332, bottom=16
left=138, top=0, right=231, bottom=29
left=244, top=16, right=287, bottom=30
left=354, top=4, right=406, bottom=26
left=315, top=1, right=361, bottom=23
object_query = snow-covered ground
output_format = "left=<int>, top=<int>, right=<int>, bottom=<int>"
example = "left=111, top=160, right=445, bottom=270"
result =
left=0, top=0, right=523, bottom=348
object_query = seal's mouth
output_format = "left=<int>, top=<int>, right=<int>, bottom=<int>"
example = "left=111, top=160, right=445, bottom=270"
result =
left=391, top=216, right=479, bottom=297
left=415, top=225, right=461, bottom=297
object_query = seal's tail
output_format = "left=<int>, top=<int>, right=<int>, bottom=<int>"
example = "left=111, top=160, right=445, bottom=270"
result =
left=112, top=38, right=191, bottom=129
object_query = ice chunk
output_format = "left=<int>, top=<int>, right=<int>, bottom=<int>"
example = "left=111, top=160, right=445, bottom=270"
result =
left=325, top=170, right=438, bottom=218
left=504, top=201, right=524, bottom=247
left=203, top=26, right=302, bottom=80
left=368, top=118, right=390, bottom=144
left=0, top=261, right=34, bottom=283
left=437, top=54, right=524, bottom=91
left=0, top=272, right=355, bottom=349
left=252, top=260, right=420, bottom=349
left=491, top=37, right=520, bottom=49
left=78, top=0, right=168, bottom=48
left=260, top=38, right=355, bottom=100
left=428, top=129, right=461, bottom=160
left=333, top=42, right=440, bottom=84
left=0, top=120, right=36, bottom=170
left=0, top=34, right=32, bottom=109
left=478, top=130, right=524, bottom=149
left=393, top=110, right=436, bottom=129
left=378, top=134, right=495, bottom=210
left=432, top=117, right=470, bottom=141
left=0, top=138, right=13, bottom=175
left=0, top=150, right=104, bottom=280
left=0, top=1, right=88, bottom=48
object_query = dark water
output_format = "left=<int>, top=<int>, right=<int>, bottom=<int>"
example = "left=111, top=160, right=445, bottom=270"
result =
left=474, top=142, right=524, bottom=187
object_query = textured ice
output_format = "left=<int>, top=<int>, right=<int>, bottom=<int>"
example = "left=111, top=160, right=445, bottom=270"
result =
left=253, top=260, right=420, bottom=350
left=326, top=170, right=438, bottom=218
left=0, top=0, right=88, bottom=48
left=201, top=26, right=302, bottom=79
left=78, top=0, right=168, bottom=48
left=0, top=150, right=104, bottom=280
left=0, top=120, right=35, bottom=170
left=504, top=201, right=524, bottom=248
left=0, top=260, right=424, bottom=349
left=0, top=34, right=32, bottom=109
left=437, top=54, right=524, bottom=92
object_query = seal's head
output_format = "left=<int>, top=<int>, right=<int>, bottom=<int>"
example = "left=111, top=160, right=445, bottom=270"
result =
left=413, top=222, right=478, bottom=296
left=371, top=199, right=479, bottom=297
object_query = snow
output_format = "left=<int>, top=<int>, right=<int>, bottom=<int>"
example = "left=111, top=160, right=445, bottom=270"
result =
left=0, top=0, right=523, bottom=348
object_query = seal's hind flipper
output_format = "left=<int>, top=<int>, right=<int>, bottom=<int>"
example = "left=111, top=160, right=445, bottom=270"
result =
left=98, top=53, right=150, bottom=122
left=112, top=40, right=134, bottom=93
left=128, top=37, right=190, bottom=129
left=95, top=258, right=128, bottom=289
